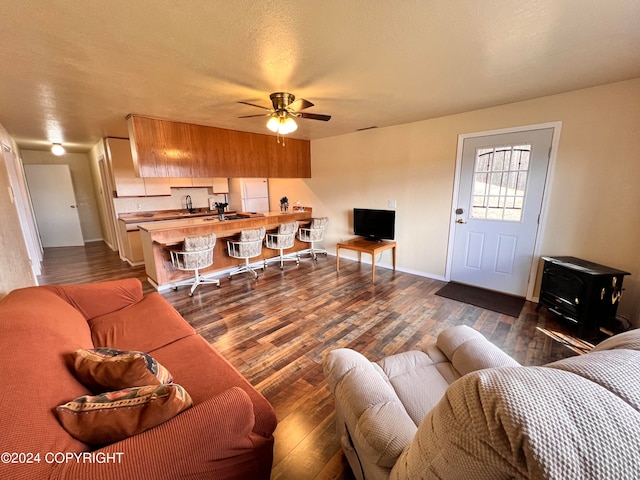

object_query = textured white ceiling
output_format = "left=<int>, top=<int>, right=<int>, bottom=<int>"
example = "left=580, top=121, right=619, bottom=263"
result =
left=1, top=0, right=639, bottom=151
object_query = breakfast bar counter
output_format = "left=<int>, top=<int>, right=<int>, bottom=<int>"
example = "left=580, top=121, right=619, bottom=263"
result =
left=139, top=209, right=313, bottom=288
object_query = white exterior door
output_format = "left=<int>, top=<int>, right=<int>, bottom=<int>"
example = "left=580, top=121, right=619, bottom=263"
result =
left=450, top=128, right=554, bottom=296
left=24, top=164, right=85, bottom=247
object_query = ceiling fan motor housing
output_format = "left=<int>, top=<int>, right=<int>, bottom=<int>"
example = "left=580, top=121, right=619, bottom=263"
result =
left=270, top=92, right=296, bottom=111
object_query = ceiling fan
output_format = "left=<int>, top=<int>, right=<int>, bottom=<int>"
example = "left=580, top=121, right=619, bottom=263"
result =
left=238, top=92, right=331, bottom=135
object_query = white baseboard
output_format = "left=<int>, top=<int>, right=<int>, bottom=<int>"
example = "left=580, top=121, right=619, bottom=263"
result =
left=328, top=252, right=447, bottom=282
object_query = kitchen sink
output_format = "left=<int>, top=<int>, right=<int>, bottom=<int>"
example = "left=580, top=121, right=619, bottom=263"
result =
left=220, top=213, right=252, bottom=220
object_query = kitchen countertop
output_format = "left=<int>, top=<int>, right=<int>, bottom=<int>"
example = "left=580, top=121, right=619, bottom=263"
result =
left=120, top=206, right=310, bottom=225
left=138, top=211, right=306, bottom=233
left=118, top=209, right=224, bottom=224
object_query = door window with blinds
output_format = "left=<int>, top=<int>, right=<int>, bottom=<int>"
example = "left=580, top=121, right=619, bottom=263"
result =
left=471, top=144, right=531, bottom=222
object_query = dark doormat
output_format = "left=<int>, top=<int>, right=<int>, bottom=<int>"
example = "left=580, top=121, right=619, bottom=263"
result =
left=435, top=282, right=525, bottom=317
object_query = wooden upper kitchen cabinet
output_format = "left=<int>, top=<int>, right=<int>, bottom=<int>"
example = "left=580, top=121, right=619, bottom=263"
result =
left=127, top=115, right=311, bottom=178
left=188, top=123, right=228, bottom=177
left=105, top=137, right=170, bottom=197
left=226, top=129, right=269, bottom=177
left=202, top=178, right=229, bottom=193
left=170, top=176, right=229, bottom=192
left=128, top=115, right=194, bottom=178
left=267, top=136, right=311, bottom=178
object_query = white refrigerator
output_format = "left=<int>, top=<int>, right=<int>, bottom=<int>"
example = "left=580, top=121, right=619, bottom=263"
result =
left=228, top=178, right=270, bottom=213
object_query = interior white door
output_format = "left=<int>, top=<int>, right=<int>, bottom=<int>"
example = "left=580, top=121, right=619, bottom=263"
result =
left=24, top=164, right=85, bottom=247
left=450, top=128, right=553, bottom=296
left=3, top=148, right=43, bottom=274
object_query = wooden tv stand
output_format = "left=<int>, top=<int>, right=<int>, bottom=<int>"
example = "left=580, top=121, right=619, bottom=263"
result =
left=336, top=237, right=397, bottom=283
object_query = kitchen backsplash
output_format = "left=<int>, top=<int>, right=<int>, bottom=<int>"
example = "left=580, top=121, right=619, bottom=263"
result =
left=114, top=187, right=225, bottom=214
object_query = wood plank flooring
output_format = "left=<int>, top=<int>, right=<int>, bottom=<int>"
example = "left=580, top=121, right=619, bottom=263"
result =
left=37, top=241, right=579, bottom=480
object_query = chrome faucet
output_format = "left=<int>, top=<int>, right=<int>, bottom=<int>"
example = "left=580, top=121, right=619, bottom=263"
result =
left=185, top=195, right=194, bottom=213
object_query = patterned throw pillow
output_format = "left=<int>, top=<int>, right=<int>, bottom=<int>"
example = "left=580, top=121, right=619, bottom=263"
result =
left=72, top=348, right=173, bottom=393
left=56, top=384, right=192, bottom=445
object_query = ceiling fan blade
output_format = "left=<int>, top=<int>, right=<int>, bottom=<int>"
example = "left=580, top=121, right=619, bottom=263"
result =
left=297, top=112, right=331, bottom=121
left=238, top=114, right=271, bottom=118
left=288, top=98, right=314, bottom=112
left=238, top=101, right=271, bottom=111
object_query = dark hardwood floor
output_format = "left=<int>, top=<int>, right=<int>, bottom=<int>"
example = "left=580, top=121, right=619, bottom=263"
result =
left=38, top=241, right=578, bottom=480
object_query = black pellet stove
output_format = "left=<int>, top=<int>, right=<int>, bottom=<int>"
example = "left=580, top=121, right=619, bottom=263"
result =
left=537, top=256, right=630, bottom=339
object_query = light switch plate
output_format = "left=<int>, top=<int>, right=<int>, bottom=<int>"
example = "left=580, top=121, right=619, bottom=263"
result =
left=388, top=199, right=397, bottom=209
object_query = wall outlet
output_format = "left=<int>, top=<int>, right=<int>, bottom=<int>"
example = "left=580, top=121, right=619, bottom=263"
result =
left=388, top=199, right=397, bottom=209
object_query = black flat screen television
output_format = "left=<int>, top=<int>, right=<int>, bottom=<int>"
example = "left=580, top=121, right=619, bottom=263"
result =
left=353, top=208, right=396, bottom=241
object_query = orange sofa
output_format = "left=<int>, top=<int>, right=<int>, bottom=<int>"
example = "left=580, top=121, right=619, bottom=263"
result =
left=0, top=278, right=277, bottom=480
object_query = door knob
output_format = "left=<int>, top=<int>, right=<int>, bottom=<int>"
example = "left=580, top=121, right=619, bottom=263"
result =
left=456, top=218, right=467, bottom=224
left=70, top=205, right=77, bottom=208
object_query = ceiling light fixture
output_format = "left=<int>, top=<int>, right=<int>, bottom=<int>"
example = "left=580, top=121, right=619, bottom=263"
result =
left=266, top=114, right=298, bottom=135
left=51, top=143, right=65, bottom=156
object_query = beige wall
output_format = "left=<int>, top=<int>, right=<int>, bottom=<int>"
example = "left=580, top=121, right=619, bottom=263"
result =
left=0, top=126, right=35, bottom=296
left=1, top=79, right=639, bottom=325
left=280, top=78, right=640, bottom=325
left=21, top=150, right=103, bottom=242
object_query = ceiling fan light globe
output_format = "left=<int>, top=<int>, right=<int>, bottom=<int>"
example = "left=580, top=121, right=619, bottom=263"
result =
left=266, top=116, right=281, bottom=133
left=266, top=115, right=297, bottom=135
left=281, top=117, right=298, bottom=134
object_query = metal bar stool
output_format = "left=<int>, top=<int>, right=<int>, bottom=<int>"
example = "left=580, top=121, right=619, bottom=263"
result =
left=169, top=233, right=220, bottom=296
left=227, top=227, right=266, bottom=279
left=264, top=221, right=299, bottom=270
left=297, top=217, right=329, bottom=261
